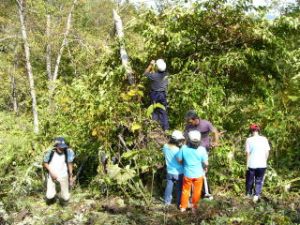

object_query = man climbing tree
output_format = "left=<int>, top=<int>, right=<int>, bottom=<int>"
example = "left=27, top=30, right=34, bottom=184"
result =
left=43, top=137, right=75, bottom=206
left=144, top=59, right=169, bottom=131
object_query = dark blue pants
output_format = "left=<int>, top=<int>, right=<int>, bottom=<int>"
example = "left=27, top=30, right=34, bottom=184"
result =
left=246, top=168, right=266, bottom=196
left=150, top=91, right=169, bottom=130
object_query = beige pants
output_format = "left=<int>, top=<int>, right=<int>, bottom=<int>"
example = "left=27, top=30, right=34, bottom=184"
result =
left=46, top=175, right=70, bottom=201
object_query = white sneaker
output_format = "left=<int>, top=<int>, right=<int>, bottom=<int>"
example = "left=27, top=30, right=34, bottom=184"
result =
left=204, top=194, right=213, bottom=201
left=187, top=202, right=193, bottom=209
left=180, top=208, right=186, bottom=212
left=245, top=194, right=252, bottom=199
left=253, top=195, right=259, bottom=203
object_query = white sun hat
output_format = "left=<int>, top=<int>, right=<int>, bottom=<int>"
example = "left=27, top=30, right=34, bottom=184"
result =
left=171, top=130, right=185, bottom=140
left=156, top=59, right=166, bottom=72
left=188, top=130, right=201, bottom=142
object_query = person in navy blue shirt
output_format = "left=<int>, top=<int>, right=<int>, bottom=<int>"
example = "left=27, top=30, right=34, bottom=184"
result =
left=144, top=59, right=169, bottom=130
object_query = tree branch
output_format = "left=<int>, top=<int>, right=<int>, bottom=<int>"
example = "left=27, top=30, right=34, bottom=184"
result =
left=50, top=0, right=78, bottom=94
left=113, top=9, right=135, bottom=85
left=46, top=14, right=52, bottom=80
left=17, top=0, right=39, bottom=134
left=0, top=36, right=21, bottom=42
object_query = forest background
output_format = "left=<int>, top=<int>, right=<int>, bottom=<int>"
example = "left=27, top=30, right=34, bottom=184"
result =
left=0, top=0, right=300, bottom=224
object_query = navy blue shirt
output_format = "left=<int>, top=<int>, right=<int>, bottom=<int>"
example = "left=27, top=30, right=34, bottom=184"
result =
left=145, top=71, right=168, bottom=91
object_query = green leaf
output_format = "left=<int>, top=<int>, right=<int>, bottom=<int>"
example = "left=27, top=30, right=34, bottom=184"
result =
left=122, top=150, right=139, bottom=159
left=107, top=164, right=121, bottom=178
left=131, top=122, right=142, bottom=132
left=146, top=103, right=166, bottom=118
left=288, top=96, right=299, bottom=102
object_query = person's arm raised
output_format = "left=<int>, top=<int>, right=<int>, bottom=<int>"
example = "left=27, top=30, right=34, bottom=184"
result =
left=144, top=60, right=155, bottom=74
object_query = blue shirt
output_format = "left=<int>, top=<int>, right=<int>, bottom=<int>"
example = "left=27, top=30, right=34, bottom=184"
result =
left=162, top=144, right=183, bottom=175
left=176, top=145, right=208, bottom=178
left=145, top=72, right=168, bottom=92
left=44, top=148, right=75, bottom=163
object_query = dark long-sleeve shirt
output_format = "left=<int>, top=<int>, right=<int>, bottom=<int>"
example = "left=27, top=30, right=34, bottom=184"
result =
left=184, top=119, right=214, bottom=149
left=145, top=71, right=168, bottom=92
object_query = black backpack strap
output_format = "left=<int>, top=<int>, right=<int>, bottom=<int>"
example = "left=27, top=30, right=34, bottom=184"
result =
left=64, top=149, right=70, bottom=178
left=44, top=149, right=55, bottom=183
left=47, top=149, right=55, bottom=164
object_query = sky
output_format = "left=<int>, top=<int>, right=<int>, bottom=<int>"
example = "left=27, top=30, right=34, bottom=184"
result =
left=253, top=0, right=296, bottom=6
left=130, top=0, right=296, bottom=7
left=127, top=0, right=297, bottom=18
left=252, top=0, right=297, bottom=18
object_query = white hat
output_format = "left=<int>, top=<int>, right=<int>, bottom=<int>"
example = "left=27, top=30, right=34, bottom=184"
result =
left=188, top=130, right=201, bottom=142
left=156, top=59, right=166, bottom=72
left=171, top=130, right=185, bottom=140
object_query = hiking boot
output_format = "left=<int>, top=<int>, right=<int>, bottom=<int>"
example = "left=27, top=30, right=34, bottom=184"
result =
left=59, top=198, right=69, bottom=207
left=253, top=195, right=259, bottom=203
left=45, top=197, right=56, bottom=205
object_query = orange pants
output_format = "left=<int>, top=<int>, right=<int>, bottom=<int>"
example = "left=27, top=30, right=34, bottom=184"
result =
left=180, top=176, right=204, bottom=209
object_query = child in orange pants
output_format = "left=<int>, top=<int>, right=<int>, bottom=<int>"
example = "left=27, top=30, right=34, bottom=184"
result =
left=181, top=176, right=204, bottom=209
left=177, top=130, right=208, bottom=212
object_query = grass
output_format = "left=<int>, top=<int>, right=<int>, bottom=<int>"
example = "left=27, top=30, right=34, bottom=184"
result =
left=2, top=189, right=300, bottom=225
left=1, top=112, right=300, bottom=224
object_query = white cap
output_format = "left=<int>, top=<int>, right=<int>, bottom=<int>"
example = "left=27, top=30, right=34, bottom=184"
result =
left=188, top=130, right=201, bottom=142
left=156, top=59, right=166, bottom=72
left=171, top=130, right=185, bottom=140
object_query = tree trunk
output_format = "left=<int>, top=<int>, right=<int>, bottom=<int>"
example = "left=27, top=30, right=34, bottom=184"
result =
left=46, top=14, right=52, bottom=81
left=17, top=0, right=39, bottom=134
left=49, top=0, right=77, bottom=95
left=10, top=72, right=18, bottom=114
left=10, top=48, right=19, bottom=113
left=113, top=9, right=134, bottom=85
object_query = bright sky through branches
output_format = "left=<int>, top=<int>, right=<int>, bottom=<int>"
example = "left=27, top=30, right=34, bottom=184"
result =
left=128, top=0, right=297, bottom=18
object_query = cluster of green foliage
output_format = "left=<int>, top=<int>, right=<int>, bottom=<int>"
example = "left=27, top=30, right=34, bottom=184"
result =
left=0, top=0, right=300, bottom=222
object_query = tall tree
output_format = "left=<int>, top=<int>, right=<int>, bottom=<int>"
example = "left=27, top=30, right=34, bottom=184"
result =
left=10, top=50, right=18, bottom=113
left=17, top=0, right=39, bottom=134
left=46, top=3, right=52, bottom=81
left=113, top=9, right=134, bottom=85
left=49, top=0, right=78, bottom=96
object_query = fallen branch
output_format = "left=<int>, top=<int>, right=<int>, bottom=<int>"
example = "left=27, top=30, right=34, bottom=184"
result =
left=118, top=134, right=130, bottom=151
